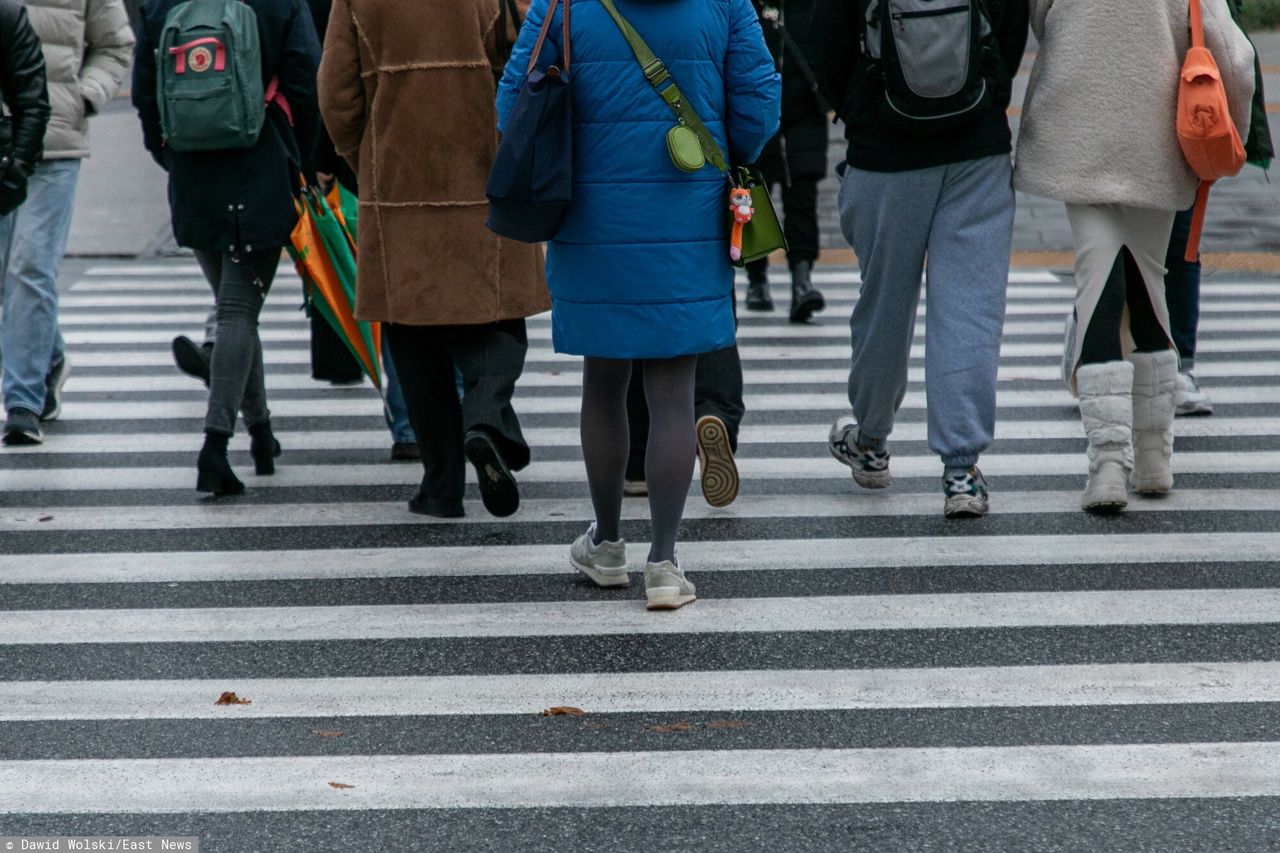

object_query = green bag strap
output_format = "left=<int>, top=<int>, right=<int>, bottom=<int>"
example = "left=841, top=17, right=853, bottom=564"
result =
left=597, top=0, right=729, bottom=174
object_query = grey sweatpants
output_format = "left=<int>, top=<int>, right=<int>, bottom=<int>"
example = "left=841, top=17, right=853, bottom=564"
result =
left=837, top=154, right=1014, bottom=470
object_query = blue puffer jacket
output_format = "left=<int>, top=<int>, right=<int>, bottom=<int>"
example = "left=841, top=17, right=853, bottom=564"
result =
left=497, top=0, right=780, bottom=359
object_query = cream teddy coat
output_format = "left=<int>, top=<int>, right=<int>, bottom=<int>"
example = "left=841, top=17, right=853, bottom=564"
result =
left=1014, top=0, right=1256, bottom=211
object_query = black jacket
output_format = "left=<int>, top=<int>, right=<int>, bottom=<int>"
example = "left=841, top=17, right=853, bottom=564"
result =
left=755, top=0, right=829, bottom=184
left=304, top=0, right=356, bottom=191
left=0, top=0, right=50, bottom=213
left=811, top=0, right=1029, bottom=173
left=133, top=0, right=321, bottom=253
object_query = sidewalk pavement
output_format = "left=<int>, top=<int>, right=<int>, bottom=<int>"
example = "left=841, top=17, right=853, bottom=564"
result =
left=67, top=34, right=1280, bottom=268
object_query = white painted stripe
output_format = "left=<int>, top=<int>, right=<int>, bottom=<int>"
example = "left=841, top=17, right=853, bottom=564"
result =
left=54, top=360, right=1280, bottom=392
left=3, top=451, right=1278, bottom=491
left=84, top=264, right=299, bottom=277
left=5, top=661, right=1278, bottom=721
left=4, top=588, right=1277, bottom=645
left=61, top=284, right=1093, bottom=310
left=82, top=264, right=1058, bottom=285
left=35, top=386, right=1280, bottom=422
left=0, top=532, right=1274, bottom=585
left=13, top=416, right=1279, bottom=455
left=5, top=743, right=1280, bottom=812
left=5, top=489, right=1278, bottom=533
left=56, top=315, right=1280, bottom=344
left=52, top=337, right=1280, bottom=369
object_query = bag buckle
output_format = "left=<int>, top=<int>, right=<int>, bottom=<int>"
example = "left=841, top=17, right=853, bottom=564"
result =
left=642, top=59, right=670, bottom=88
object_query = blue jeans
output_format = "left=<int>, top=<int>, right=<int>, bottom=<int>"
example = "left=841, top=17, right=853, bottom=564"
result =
left=1164, top=207, right=1200, bottom=370
left=0, top=159, right=80, bottom=415
left=382, top=336, right=417, bottom=444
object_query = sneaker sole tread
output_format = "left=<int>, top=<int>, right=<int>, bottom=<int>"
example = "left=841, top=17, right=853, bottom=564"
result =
left=695, top=416, right=739, bottom=508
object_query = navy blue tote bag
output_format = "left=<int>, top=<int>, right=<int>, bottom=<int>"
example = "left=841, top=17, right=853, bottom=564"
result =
left=486, top=0, right=573, bottom=243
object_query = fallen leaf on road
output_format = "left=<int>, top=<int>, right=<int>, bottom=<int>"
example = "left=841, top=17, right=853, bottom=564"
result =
left=541, top=706, right=585, bottom=717
left=38, top=516, right=53, bottom=523
left=214, top=691, right=251, bottom=706
left=706, top=720, right=752, bottom=730
left=646, top=722, right=691, bottom=733
left=328, top=782, right=355, bottom=790
left=312, top=730, right=345, bottom=738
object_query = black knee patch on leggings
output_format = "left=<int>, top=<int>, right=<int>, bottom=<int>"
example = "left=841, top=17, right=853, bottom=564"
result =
left=1080, top=248, right=1170, bottom=365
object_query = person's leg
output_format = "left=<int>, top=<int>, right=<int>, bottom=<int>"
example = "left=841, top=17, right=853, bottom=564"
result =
left=385, top=323, right=466, bottom=517
left=785, top=178, right=825, bottom=323
left=449, top=319, right=529, bottom=517
left=921, top=155, right=1015, bottom=517
left=1065, top=204, right=1136, bottom=514
left=641, top=355, right=698, bottom=565
left=581, top=356, right=634, bottom=544
left=381, top=335, right=418, bottom=454
left=921, top=156, right=1014, bottom=473
left=830, top=163, right=937, bottom=487
left=1122, top=218, right=1179, bottom=496
left=1163, top=207, right=1199, bottom=368
left=1, top=160, right=80, bottom=425
left=450, top=319, right=530, bottom=469
left=640, top=355, right=699, bottom=610
left=625, top=361, right=649, bottom=487
left=204, top=250, right=277, bottom=437
left=692, top=296, right=743, bottom=508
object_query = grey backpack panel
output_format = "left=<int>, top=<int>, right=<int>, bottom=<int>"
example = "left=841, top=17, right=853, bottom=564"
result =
left=863, top=0, right=994, bottom=128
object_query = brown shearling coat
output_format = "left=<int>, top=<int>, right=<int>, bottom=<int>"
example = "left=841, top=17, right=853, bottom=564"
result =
left=318, top=0, right=548, bottom=326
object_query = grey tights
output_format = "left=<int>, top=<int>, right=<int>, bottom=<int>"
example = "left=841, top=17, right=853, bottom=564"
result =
left=581, top=356, right=697, bottom=564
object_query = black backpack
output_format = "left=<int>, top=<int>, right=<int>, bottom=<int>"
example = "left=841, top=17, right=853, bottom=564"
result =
left=860, top=0, right=997, bottom=131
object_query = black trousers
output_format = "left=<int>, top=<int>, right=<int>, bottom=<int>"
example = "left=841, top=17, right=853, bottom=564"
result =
left=384, top=319, right=530, bottom=512
left=745, top=176, right=821, bottom=279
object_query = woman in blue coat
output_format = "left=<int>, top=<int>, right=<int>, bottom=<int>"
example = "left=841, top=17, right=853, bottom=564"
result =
left=498, top=0, right=780, bottom=609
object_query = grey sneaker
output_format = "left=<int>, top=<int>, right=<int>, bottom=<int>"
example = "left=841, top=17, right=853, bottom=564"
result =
left=3, top=408, right=43, bottom=445
left=644, top=560, right=696, bottom=610
left=41, top=356, right=69, bottom=422
left=828, top=416, right=891, bottom=489
left=943, top=467, right=990, bottom=519
left=1176, top=371, right=1214, bottom=416
left=570, top=525, right=629, bottom=588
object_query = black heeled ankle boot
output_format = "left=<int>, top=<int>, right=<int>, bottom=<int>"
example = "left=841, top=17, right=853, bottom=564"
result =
left=197, top=432, right=245, bottom=495
left=248, top=422, right=282, bottom=475
left=745, top=260, right=774, bottom=311
left=789, top=260, right=825, bottom=324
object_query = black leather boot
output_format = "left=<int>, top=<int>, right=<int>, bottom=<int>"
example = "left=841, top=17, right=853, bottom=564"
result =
left=745, top=260, right=773, bottom=311
left=789, top=260, right=825, bottom=324
left=196, top=432, right=245, bottom=496
left=248, top=422, right=282, bottom=475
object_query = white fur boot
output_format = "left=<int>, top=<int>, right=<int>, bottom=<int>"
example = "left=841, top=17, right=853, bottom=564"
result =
left=1129, top=349, right=1178, bottom=495
left=1076, top=361, right=1135, bottom=513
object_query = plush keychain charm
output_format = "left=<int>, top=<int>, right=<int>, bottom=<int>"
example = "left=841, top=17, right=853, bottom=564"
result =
left=729, top=188, right=754, bottom=262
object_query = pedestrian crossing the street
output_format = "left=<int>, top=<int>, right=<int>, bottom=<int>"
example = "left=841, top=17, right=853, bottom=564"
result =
left=3, top=259, right=1280, bottom=850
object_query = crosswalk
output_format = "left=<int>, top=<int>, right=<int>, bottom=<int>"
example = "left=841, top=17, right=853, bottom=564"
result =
left=2, top=258, right=1280, bottom=849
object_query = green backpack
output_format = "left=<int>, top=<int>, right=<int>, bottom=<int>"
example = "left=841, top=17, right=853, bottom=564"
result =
left=157, top=0, right=266, bottom=152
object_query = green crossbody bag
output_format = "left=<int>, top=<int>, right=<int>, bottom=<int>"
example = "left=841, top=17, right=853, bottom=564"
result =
left=598, top=0, right=787, bottom=268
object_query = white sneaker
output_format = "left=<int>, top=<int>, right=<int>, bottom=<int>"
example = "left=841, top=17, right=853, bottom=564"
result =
left=1176, top=372, right=1214, bottom=416
left=644, top=560, right=697, bottom=610
left=570, top=525, right=629, bottom=588
left=828, top=416, right=891, bottom=489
